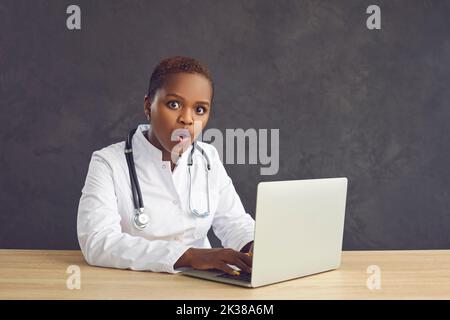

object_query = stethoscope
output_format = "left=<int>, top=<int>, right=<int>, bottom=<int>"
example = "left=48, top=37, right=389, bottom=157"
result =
left=125, top=128, right=212, bottom=230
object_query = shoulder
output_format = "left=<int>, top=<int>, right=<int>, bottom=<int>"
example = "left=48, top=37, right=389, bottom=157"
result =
left=90, top=140, right=126, bottom=169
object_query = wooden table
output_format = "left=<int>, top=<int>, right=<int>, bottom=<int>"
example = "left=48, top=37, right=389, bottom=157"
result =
left=1, top=249, right=449, bottom=299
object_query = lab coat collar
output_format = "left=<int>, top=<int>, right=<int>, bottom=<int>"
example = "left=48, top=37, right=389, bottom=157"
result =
left=134, top=124, right=193, bottom=164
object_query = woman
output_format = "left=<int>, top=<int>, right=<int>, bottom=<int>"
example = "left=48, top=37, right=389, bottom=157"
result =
left=77, top=56, right=254, bottom=276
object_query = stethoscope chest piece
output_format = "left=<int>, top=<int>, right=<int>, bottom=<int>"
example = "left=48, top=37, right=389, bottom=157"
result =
left=133, top=208, right=149, bottom=230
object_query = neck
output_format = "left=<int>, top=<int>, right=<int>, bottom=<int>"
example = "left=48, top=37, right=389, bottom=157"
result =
left=144, top=129, right=180, bottom=169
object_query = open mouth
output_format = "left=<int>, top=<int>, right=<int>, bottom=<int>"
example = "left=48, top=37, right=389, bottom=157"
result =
left=172, top=128, right=191, bottom=143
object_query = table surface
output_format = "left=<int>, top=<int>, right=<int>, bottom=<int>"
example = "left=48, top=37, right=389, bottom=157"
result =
left=1, top=249, right=449, bottom=299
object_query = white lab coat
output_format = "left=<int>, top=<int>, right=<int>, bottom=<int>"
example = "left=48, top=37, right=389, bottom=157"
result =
left=77, top=124, right=255, bottom=274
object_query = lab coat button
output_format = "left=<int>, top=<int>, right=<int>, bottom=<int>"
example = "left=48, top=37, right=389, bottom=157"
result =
left=172, top=199, right=178, bottom=205
left=162, top=164, right=166, bottom=169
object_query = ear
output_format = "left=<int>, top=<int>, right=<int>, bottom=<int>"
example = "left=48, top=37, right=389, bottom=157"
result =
left=144, top=95, right=152, bottom=121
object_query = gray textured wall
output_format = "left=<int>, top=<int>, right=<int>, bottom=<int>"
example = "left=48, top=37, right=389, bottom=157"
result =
left=1, top=0, right=449, bottom=250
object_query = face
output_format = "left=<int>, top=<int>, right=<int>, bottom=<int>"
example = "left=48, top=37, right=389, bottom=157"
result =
left=143, top=72, right=213, bottom=157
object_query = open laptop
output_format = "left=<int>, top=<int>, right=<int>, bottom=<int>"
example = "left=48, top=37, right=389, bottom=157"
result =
left=181, top=177, right=348, bottom=288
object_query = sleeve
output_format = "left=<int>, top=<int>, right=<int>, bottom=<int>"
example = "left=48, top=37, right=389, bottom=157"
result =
left=210, top=147, right=256, bottom=252
left=77, top=152, right=193, bottom=274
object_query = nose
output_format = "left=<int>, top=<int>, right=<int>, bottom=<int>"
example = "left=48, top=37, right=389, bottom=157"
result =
left=178, top=107, right=193, bottom=126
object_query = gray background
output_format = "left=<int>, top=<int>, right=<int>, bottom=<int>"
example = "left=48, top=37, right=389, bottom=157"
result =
left=1, top=0, right=449, bottom=250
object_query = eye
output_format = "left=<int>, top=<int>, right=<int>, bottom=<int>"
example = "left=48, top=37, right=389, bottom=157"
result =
left=195, top=105, right=207, bottom=115
left=167, top=100, right=181, bottom=109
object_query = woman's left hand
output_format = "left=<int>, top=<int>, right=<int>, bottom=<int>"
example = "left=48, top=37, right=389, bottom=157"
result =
left=248, top=242, right=253, bottom=257
left=241, top=241, right=253, bottom=257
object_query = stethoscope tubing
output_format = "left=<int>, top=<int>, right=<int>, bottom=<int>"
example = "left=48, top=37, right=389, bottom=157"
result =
left=125, top=127, right=211, bottom=230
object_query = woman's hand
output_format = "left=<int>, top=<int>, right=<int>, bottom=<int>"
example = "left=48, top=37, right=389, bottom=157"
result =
left=248, top=242, right=254, bottom=257
left=240, top=241, right=253, bottom=257
left=175, top=248, right=252, bottom=275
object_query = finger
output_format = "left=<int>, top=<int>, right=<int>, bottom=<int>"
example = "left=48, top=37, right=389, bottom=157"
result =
left=239, top=252, right=253, bottom=268
left=216, top=262, right=240, bottom=276
left=233, top=257, right=252, bottom=273
left=224, top=255, right=251, bottom=273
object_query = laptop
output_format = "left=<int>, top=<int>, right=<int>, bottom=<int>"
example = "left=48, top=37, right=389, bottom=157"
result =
left=181, top=177, right=348, bottom=288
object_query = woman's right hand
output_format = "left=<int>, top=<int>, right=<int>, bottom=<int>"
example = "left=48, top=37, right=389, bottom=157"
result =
left=175, top=248, right=252, bottom=275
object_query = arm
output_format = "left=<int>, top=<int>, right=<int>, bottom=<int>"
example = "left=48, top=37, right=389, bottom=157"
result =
left=211, top=148, right=255, bottom=252
left=77, top=152, right=193, bottom=273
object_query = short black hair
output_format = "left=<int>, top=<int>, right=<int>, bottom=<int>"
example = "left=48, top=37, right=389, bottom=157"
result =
left=147, top=56, right=214, bottom=103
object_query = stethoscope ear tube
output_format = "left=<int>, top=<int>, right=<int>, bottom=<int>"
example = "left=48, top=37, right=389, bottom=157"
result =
left=194, top=142, right=211, bottom=170
left=188, top=140, right=211, bottom=170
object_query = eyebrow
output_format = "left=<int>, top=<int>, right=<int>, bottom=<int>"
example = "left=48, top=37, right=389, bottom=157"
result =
left=165, top=93, right=210, bottom=106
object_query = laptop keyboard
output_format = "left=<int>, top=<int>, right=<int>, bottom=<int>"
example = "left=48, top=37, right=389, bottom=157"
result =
left=216, top=272, right=251, bottom=282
